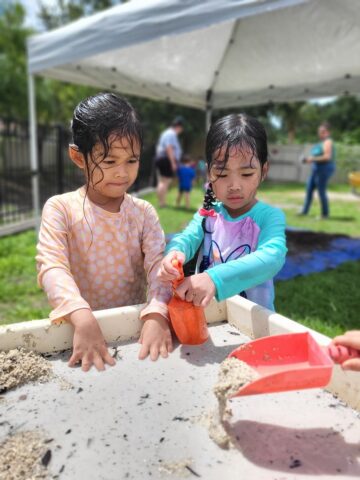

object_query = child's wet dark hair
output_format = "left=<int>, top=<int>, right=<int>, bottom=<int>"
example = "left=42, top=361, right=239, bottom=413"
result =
left=203, top=113, right=268, bottom=210
left=71, top=92, right=143, bottom=188
left=206, top=113, right=268, bottom=170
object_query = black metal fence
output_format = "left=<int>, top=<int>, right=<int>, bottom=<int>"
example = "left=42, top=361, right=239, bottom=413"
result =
left=0, top=119, right=155, bottom=229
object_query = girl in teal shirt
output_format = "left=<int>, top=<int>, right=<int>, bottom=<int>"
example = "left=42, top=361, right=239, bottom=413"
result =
left=158, top=114, right=287, bottom=311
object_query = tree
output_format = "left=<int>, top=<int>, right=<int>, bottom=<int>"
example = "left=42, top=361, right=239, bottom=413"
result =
left=1, top=1, right=360, bottom=148
left=38, top=0, right=120, bottom=30
left=273, top=102, right=306, bottom=144
left=0, top=3, right=32, bottom=119
left=323, top=96, right=360, bottom=144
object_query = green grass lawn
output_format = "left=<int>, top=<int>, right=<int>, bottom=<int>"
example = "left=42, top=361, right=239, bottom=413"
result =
left=0, top=182, right=359, bottom=337
left=0, top=230, right=50, bottom=325
left=140, top=187, right=204, bottom=234
left=258, top=181, right=360, bottom=237
left=275, top=260, right=360, bottom=338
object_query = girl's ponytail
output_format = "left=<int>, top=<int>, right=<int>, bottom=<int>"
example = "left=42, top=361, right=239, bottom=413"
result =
left=202, top=183, right=216, bottom=211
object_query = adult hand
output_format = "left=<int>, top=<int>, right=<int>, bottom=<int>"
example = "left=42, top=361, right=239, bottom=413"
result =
left=67, top=309, right=116, bottom=372
left=175, top=272, right=215, bottom=308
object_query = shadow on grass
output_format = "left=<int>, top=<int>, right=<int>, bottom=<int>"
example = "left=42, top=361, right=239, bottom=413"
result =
left=325, top=216, right=356, bottom=222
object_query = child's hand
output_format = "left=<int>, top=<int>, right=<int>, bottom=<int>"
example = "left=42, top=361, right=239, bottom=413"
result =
left=332, top=330, right=360, bottom=372
left=138, top=314, right=173, bottom=361
left=158, top=251, right=186, bottom=282
left=175, top=272, right=215, bottom=308
left=67, top=309, right=116, bottom=372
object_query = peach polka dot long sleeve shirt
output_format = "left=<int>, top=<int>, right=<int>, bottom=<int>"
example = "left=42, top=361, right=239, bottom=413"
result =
left=36, top=188, right=171, bottom=323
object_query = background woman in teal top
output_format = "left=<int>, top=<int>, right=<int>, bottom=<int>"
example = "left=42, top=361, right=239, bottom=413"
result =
left=300, top=122, right=336, bottom=218
left=158, top=114, right=287, bottom=311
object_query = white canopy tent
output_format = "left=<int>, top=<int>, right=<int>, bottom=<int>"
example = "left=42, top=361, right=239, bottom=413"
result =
left=27, top=0, right=360, bottom=221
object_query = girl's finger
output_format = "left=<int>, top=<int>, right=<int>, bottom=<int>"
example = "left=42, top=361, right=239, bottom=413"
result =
left=175, top=284, right=186, bottom=300
left=81, top=353, right=93, bottom=372
left=341, top=359, right=360, bottom=372
left=200, top=295, right=211, bottom=308
left=333, top=332, right=360, bottom=350
left=101, top=347, right=116, bottom=366
left=138, top=342, right=150, bottom=360
left=160, top=344, right=168, bottom=358
left=185, top=290, right=194, bottom=302
left=150, top=343, right=160, bottom=362
left=93, top=351, right=105, bottom=371
left=68, top=351, right=81, bottom=367
left=163, top=264, right=180, bottom=277
left=193, top=295, right=203, bottom=307
left=166, top=339, right=173, bottom=353
left=161, top=271, right=176, bottom=282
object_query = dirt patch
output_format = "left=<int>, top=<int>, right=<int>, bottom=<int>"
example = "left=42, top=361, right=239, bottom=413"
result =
left=0, top=431, right=50, bottom=479
left=0, top=348, right=52, bottom=393
left=286, top=230, right=347, bottom=255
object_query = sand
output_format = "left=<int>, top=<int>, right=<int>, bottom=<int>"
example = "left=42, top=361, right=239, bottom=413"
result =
left=0, top=431, right=50, bottom=479
left=209, top=357, right=260, bottom=449
left=0, top=348, right=52, bottom=393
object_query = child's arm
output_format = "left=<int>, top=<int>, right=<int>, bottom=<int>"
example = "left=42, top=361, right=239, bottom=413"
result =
left=332, top=331, right=360, bottom=371
left=36, top=197, right=115, bottom=371
left=176, top=208, right=287, bottom=305
left=138, top=203, right=173, bottom=360
left=158, top=212, right=205, bottom=282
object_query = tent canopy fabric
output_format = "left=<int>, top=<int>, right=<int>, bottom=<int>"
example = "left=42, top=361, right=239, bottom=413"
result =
left=28, top=0, right=360, bottom=110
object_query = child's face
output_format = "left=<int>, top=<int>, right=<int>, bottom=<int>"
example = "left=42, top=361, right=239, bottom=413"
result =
left=88, top=136, right=140, bottom=199
left=209, top=146, right=267, bottom=217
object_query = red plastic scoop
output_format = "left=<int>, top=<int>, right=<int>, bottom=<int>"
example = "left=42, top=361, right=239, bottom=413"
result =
left=228, top=332, right=360, bottom=397
left=168, top=259, right=209, bottom=345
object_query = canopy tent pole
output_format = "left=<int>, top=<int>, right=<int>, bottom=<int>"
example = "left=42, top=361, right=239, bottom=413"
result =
left=27, top=72, right=41, bottom=232
left=205, top=88, right=213, bottom=133
left=205, top=106, right=212, bottom=133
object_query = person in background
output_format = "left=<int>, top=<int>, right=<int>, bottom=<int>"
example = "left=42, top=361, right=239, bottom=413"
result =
left=155, top=116, right=185, bottom=208
left=176, top=155, right=196, bottom=209
left=300, top=121, right=336, bottom=219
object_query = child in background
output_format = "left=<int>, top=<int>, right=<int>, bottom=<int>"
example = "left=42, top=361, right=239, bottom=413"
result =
left=36, top=93, right=172, bottom=372
left=176, top=155, right=196, bottom=209
left=159, top=114, right=287, bottom=311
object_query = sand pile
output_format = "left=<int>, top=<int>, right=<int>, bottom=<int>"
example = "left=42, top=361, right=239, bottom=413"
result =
left=0, top=431, right=50, bottom=479
left=0, top=348, right=52, bottom=393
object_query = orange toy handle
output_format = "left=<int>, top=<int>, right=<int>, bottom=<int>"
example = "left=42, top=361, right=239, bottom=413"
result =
left=327, top=344, right=360, bottom=364
left=171, top=258, right=184, bottom=291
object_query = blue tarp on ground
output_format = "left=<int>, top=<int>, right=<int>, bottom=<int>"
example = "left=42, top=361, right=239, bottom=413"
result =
left=276, top=237, right=360, bottom=281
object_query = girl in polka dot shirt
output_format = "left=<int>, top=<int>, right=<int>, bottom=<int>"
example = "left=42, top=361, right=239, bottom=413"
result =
left=36, top=93, right=172, bottom=372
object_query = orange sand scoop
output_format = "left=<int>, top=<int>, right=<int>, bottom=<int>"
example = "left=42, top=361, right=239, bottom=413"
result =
left=227, top=332, right=360, bottom=397
left=168, top=258, right=209, bottom=345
